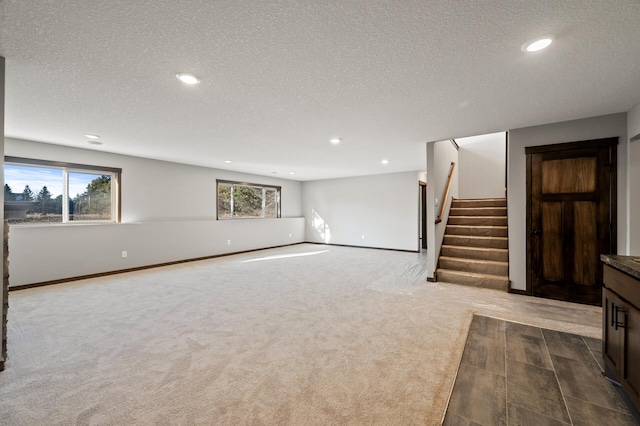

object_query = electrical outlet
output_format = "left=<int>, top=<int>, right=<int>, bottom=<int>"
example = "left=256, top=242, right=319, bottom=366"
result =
left=361, top=235, right=365, bottom=240
left=121, top=251, right=127, bottom=258
left=289, top=233, right=292, bottom=238
left=227, top=240, right=231, bottom=245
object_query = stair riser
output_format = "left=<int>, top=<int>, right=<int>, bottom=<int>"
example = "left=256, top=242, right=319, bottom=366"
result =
left=445, top=226, right=508, bottom=237
left=439, top=258, right=508, bottom=276
left=441, top=246, right=509, bottom=262
left=443, top=235, right=508, bottom=249
left=436, top=269, right=509, bottom=291
left=450, top=207, right=507, bottom=217
left=447, top=216, right=507, bottom=226
left=451, top=199, right=507, bottom=208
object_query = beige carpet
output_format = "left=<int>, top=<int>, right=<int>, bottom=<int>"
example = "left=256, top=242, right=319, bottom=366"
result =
left=0, top=244, right=601, bottom=425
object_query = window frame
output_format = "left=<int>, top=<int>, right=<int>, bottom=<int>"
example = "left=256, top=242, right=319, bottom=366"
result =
left=216, top=179, right=281, bottom=220
left=4, top=156, right=122, bottom=224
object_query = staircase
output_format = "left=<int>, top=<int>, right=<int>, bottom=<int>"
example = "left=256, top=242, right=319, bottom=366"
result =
left=436, top=198, right=509, bottom=290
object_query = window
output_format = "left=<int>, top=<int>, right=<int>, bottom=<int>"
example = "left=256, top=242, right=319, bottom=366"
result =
left=4, top=157, right=121, bottom=224
left=217, top=180, right=280, bottom=219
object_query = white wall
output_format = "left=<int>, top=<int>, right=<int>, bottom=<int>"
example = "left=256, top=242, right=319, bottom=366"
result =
left=5, top=138, right=304, bottom=286
left=458, top=132, right=506, bottom=199
left=9, top=219, right=304, bottom=285
left=1, top=56, right=6, bottom=368
left=507, top=113, right=628, bottom=291
left=628, top=102, right=640, bottom=255
left=426, top=140, right=459, bottom=279
left=302, top=171, right=420, bottom=251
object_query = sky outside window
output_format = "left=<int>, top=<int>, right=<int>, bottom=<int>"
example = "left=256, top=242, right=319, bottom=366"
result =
left=4, top=164, right=98, bottom=197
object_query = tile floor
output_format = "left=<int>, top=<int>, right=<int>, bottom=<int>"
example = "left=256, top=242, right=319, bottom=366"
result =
left=443, top=315, right=638, bottom=425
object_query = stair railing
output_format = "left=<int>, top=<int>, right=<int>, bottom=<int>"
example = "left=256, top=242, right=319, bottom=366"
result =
left=435, top=161, right=455, bottom=224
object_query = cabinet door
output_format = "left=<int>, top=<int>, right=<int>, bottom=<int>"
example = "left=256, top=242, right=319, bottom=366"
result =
left=623, top=302, right=640, bottom=405
left=603, top=288, right=624, bottom=374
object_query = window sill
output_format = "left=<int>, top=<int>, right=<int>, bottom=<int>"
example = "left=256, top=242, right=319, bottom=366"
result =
left=217, top=217, right=281, bottom=220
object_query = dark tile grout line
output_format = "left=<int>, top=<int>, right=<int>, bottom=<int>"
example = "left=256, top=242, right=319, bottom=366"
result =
left=541, top=325, right=574, bottom=425
left=581, top=335, right=602, bottom=370
left=507, top=401, right=570, bottom=425
left=503, top=318, right=508, bottom=426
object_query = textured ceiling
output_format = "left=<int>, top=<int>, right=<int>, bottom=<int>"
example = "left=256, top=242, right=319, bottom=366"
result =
left=1, top=1, right=640, bottom=181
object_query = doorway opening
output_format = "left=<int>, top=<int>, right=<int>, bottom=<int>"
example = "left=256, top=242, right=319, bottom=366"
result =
left=420, top=181, right=427, bottom=251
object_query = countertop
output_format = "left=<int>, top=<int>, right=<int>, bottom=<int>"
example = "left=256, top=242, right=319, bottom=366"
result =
left=601, top=254, right=640, bottom=280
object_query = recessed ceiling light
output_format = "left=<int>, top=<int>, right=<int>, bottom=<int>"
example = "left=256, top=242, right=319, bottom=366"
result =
left=522, top=36, right=554, bottom=52
left=381, top=159, right=389, bottom=165
left=224, top=160, right=232, bottom=164
left=176, top=72, right=201, bottom=85
left=84, top=134, right=100, bottom=139
left=88, top=140, right=103, bottom=145
left=289, top=172, right=295, bottom=175
left=330, top=138, right=341, bottom=145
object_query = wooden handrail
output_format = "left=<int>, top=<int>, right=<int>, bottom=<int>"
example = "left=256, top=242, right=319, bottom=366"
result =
left=435, top=162, right=455, bottom=224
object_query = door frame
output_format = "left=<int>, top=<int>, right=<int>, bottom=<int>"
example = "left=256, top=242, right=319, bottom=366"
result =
left=524, top=137, right=618, bottom=299
left=419, top=181, right=427, bottom=250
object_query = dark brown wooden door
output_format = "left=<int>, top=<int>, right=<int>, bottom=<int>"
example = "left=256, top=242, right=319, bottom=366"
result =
left=526, top=138, right=617, bottom=305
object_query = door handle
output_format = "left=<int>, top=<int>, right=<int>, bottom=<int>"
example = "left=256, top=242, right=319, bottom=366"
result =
left=615, top=306, right=626, bottom=330
left=531, top=229, right=542, bottom=235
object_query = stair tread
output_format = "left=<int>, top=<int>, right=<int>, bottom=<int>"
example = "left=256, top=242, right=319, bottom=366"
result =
left=439, top=256, right=508, bottom=266
left=445, top=226, right=508, bottom=236
left=451, top=199, right=507, bottom=206
left=448, top=215, right=508, bottom=218
left=447, top=225, right=508, bottom=228
left=442, top=244, right=508, bottom=251
left=453, top=198, right=506, bottom=200
left=436, top=269, right=509, bottom=280
left=448, top=218, right=507, bottom=225
left=445, top=235, right=508, bottom=240
left=452, top=206, right=507, bottom=210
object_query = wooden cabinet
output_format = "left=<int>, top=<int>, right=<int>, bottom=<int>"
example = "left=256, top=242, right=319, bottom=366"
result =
left=602, top=264, right=640, bottom=411
left=603, top=288, right=624, bottom=372
left=627, top=304, right=640, bottom=403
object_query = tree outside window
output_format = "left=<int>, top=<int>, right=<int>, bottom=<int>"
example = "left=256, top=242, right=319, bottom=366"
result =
left=3, top=159, right=120, bottom=224
left=217, top=180, right=280, bottom=219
